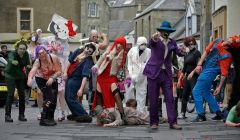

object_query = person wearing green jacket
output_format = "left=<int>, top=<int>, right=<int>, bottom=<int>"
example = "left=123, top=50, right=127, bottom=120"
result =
left=5, top=39, right=31, bottom=123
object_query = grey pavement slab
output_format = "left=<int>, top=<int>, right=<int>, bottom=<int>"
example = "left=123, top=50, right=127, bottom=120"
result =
left=0, top=101, right=239, bottom=140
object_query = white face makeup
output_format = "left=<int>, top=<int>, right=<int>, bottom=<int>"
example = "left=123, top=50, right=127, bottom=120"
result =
left=17, top=44, right=27, bottom=56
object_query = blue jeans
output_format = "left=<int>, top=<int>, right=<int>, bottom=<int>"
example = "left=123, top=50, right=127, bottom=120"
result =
left=65, top=78, right=88, bottom=116
left=193, top=79, right=220, bottom=115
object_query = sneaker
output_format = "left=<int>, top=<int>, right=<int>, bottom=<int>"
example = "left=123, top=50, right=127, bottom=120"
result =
left=177, top=113, right=187, bottom=119
left=170, top=124, right=182, bottom=130
left=191, top=115, right=206, bottom=122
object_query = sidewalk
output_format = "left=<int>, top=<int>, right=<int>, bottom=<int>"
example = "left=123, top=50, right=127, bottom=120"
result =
left=0, top=100, right=239, bottom=140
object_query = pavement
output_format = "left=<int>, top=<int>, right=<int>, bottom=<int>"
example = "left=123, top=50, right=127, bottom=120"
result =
left=0, top=100, right=239, bottom=140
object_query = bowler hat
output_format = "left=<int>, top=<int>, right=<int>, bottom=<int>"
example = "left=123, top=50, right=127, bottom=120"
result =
left=156, top=21, right=176, bottom=33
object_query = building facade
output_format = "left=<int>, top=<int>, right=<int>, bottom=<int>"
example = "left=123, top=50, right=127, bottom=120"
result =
left=80, top=0, right=110, bottom=38
left=0, top=0, right=81, bottom=44
left=134, top=0, right=186, bottom=41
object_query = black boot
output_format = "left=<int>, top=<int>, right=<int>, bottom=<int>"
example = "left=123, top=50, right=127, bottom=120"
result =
left=5, top=115, right=13, bottom=123
left=39, top=112, right=47, bottom=126
left=158, top=98, right=163, bottom=117
left=48, top=110, right=57, bottom=126
left=18, top=114, right=27, bottom=121
left=5, top=105, right=13, bottom=122
left=212, top=110, right=223, bottom=120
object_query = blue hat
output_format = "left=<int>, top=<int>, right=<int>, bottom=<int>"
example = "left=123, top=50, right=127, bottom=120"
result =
left=156, top=21, right=176, bottom=33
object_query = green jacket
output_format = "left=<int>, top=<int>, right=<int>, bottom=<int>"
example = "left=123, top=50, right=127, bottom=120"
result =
left=5, top=51, right=30, bottom=80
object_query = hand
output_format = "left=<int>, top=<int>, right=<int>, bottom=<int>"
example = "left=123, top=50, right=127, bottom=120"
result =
left=26, top=65, right=32, bottom=69
left=46, top=77, right=54, bottom=86
left=213, top=87, right=221, bottom=96
left=27, top=79, right=32, bottom=87
left=12, top=60, right=19, bottom=66
left=187, top=72, right=194, bottom=80
left=235, top=123, right=240, bottom=127
left=125, top=78, right=131, bottom=88
left=195, top=65, right=202, bottom=74
left=152, top=32, right=160, bottom=41
left=91, top=66, right=98, bottom=75
left=63, top=72, right=68, bottom=80
left=177, top=81, right=181, bottom=88
left=77, top=89, right=83, bottom=97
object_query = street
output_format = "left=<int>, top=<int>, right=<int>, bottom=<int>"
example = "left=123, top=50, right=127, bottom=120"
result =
left=0, top=100, right=239, bottom=140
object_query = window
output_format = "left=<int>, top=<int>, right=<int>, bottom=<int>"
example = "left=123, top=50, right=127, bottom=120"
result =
left=88, top=3, right=98, bottom=17
left=17, top=8, right=33, bottom=32
left=214, top=29, right=218, bottom=39
left=197, top=15, right=200, bottom=32
left=188, top=16, right=192, bottom=35
left=219, top=26, right=223, bottom=39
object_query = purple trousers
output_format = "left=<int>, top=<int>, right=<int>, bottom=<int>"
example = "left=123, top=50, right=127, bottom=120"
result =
left=147, top=70, right=177, bottom=126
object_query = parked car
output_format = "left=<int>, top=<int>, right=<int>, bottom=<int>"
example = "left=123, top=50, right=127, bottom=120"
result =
left=0, top=56, right=8, bottom=107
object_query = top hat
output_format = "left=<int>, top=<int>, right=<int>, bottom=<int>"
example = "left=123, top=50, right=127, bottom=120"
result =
left=156, top=21, right=176, bottom=33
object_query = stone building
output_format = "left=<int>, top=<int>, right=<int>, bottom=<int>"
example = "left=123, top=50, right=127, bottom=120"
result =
left=80, top=0, right=110, bottom=38
left=0, top=0, right=81, bottom=47
left=134, top=0, right=186, bottom=41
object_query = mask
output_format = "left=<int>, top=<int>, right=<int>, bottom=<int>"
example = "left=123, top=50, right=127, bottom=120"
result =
left=185, top=47, right=190, bottom=53
left=162, top=33, right=169, bottom=39
left=31, top=36, right=36, bottom=42
left=189, top=45, right=196, bottom=50
left=139, top=44, right=146, bottom=50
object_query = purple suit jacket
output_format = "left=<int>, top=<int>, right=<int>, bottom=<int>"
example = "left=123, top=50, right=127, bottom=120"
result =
left=143, top=38, right=183, bottom=80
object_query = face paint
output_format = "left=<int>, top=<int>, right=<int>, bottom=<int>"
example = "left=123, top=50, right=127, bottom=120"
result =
left=17, top=44, right=27, bottom=56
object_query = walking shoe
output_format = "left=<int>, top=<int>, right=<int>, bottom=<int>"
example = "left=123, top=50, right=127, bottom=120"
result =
left=5, top=115, right=13, bottom=123
left=150, top=124, right=158, bottom=129
left=170, top=124, right=182, bottom=130
left=75, top=115, right=92, bottom=123
left=212, top=111, right=223, bottom=120
left=18, top=114, right=27, bottom=121
left=191, top=115, right=206, bottom=122
left=177, top=113, right=187, bottom=119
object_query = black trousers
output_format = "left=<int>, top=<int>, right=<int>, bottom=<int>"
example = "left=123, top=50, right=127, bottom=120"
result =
left=35, top=77, right=58, bottom=113
left=5, top=78, right=25, bottom=116
left=181, top=74, right=198, bottom=113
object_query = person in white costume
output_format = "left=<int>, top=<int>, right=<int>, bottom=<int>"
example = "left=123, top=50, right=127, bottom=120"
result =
left=126, top=37, right=151, bottom=113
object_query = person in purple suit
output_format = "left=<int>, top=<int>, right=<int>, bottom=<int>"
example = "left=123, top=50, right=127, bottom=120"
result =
left=143, top=21, right=185, bottom=130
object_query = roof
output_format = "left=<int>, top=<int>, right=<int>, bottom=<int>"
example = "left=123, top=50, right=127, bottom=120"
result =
left=188, top=0, right=201, bottom=15
left=170, top=15, right=185, bottom=40
left=107, top=0, right=136, bottom=7
left=108, top=20, right=134, bottom=41
left=135, top=0, right=186, bottom=19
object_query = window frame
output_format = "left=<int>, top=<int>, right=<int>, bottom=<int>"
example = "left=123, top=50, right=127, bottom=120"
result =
left=17, top=8, right=33, bottom=33
left=88, top=2, right=99, bottom=17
